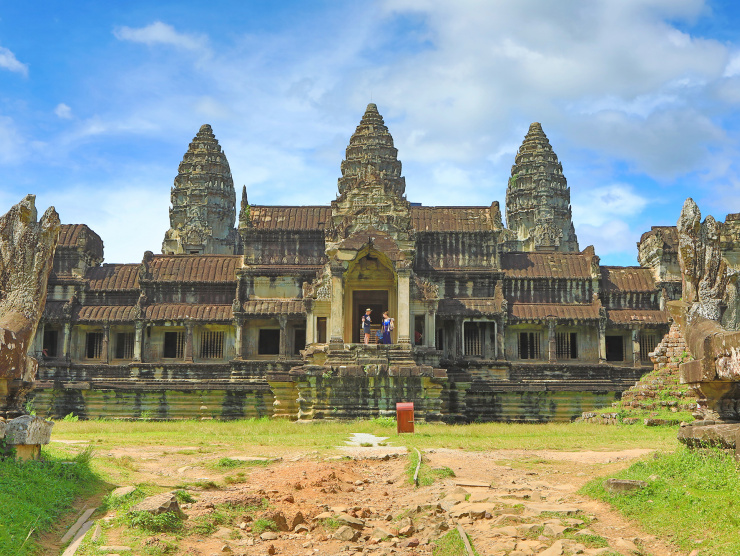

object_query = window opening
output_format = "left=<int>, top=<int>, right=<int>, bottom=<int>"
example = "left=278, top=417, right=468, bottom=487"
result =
left=200, top=330, right=224, bottom=359
left=519, top=332, right=541, bottom=359
left=43, top=329, right=58, bottom=357
left=163, top=331, right=185, bottom=359
left=556, top=332, right=578, bottom=359
left=316, top=317, right=327, bottom=344
left=640, top=334, right=658, bottom=362
left=258, top=329, right=280, bottom=355
left=606, top=335, right=625, bottom=362
left=86, top=332, right=104, bottom=360
left=115, top=332, right=135, bottom=359
left=414, top=315, right=425, bottom=346
left=464, top=322, right=483, bottom=356
left=294, top=328, right=306, bottom=355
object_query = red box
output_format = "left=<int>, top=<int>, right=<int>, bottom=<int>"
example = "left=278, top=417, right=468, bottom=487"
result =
left=396, top=402, right=415, bottom=434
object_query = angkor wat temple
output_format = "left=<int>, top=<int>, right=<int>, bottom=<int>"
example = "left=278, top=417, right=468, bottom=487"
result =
left=29, top=103, right=727, bottom=421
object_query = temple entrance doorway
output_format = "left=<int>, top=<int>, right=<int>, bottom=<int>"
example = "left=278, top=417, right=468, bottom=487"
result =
left=352, top=291, right=388, bottom=343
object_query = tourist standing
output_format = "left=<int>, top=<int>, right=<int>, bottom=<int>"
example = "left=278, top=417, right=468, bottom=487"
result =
left=362, top=308, right=372, bottom=344
left=381, top=311, right=394, bottom=344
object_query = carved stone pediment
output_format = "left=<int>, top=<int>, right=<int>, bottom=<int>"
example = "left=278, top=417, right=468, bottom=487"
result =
left=533, top=221, right=563, bottom=251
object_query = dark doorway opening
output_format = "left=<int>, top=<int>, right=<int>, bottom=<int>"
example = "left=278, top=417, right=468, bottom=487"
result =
left=352, top=290, right=388, bottom=343
left=606, top=335, right=625, bottom=361
left=258, top=329, right=280, bottom=355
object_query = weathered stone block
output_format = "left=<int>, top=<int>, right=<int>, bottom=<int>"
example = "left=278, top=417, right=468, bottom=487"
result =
left=131, top=493, right=186, bottom=519
left=604, top=478, right=647, bottom=493
left=4, top=415, right=53, bottom=445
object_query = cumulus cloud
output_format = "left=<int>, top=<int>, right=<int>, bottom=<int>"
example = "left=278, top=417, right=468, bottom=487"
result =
left=572, top=183, right=649, bottom=227
left=54, top=103, right=73, bottom=119
left=0, top=46, right=28, bottom=76
left=113, top=21, right=207, bottom=51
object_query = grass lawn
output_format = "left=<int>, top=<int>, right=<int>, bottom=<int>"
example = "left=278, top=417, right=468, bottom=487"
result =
left=50, top=417, right=678, bottom=455
left=0, top=449, right=101, bottom=556
left=581, top=446, right=740, bottom=556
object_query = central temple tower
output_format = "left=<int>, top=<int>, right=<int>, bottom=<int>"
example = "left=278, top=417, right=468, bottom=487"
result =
left=505, top=123, right=578, bottom=252
left=162, top=124, right=238, bottom=255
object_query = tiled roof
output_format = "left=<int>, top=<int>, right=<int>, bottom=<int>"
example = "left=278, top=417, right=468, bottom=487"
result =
left=148, top=255, right=240, bottom=282
left=242, top=299, right=305, bottom=315
left=600, top=267, right=656, bottom=292
left=437, top=298, right=504, bottom=316
left=58, top=224, right=104, bottom=258
left=502, top=252, right=591, bottom=279
left=86, top=264, right=140, bottom=290
left=248, top=206, right=330, bottom=231
left=78, top=305, right=137, bottom=322
left=509, top=303, right=600, bottom=321
left=145, top=304, right=233, bottom=321
left=411, top=207, right=499, bottom=232
left=607, top=309, right=669, bottom=324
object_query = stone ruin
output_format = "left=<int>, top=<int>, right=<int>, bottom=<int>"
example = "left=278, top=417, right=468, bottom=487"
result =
left=670, top=198, right=740, bottom=451
left=0, top=194, right=60, bottom=459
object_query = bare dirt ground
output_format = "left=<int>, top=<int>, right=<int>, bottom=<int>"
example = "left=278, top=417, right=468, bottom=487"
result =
left=44, top=442, right=686, bottom=556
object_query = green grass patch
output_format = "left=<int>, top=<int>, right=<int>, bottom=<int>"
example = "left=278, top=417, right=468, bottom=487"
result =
left=126, top=511, right=183, bottom=533
left=252, top=518, right=278, bottom=535
left=0, top=447, right=101, bottom=556
left=581, top=446, right=740, bottom=555
left=51, top=418, right=678, bottom=454
left=433, top=528, right=480, bottom=556
left=406, top=450, right=456, bottom=487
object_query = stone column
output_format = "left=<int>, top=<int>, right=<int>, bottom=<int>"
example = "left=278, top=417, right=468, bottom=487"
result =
left=278, top=315, right=288, bottom=359
left=233, top=316, right=244, bottom=360
left=329, top=269, right=344, bottom=345
left=454, top=317, right=464, bottom=358
left=133, top=321, right=144, bottom=362
left=424, top=308, right=435, bottom=348
left=305, top=300, right=315, bottom=345
left=102, top=324, right=110, bottom=364
left=35, top=321, right=44, bottom=358
left=632, top=328, right=640, bottom=367
left=496, top=316, right=506, bottom=360
left=397, top=271, right=411, bottom=345
left=62, top=322, right=71, bottom=361
left=548, top=319, right=556, bottom=363
left=598, top=318, right=607, bottom=364
left=184, top=321, right=194, bottom=362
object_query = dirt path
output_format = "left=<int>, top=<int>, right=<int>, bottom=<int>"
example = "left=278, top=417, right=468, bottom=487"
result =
left=46, top=442, right=685, bottom=556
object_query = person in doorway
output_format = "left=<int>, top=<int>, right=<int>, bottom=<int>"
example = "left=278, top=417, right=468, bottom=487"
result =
left=362, top=308, right=372, bottom=344
left=381, top=311, right=394, bottom=344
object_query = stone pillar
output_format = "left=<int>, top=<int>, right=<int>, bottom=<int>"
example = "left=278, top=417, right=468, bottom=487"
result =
left=329, top=270, right=344, bottom=345
left=598, top=319, right=607, bottom=364
left=185, top=321, right=194, bottom=362
left=496, top=316, right=506, bottom=360
left=397, top=271, right=411, bottom=345
left=454, top=317, right=464, bottom=358
left=278, top=315, right=288, bottom=359
left=234, top=317, right=244, bottom=360
left=133, top=321, right=144, bottom=362
left=632, top=328, right=640, bottom=367
left=424, top=309, right=435, bottom=348
left=35, top=321, right=44, bottom=358
left=305, top=300, right=315, bottom=345
left=102, top=324, right=110, bottom=364
left=62, top=322, right=71, bottom=361
left=548, top=319, right=556, bottom=363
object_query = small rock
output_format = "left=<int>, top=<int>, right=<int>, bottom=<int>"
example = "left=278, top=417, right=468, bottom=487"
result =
left=131, top=493, right=186, bottom=519
left=333, top=525, right=359, bottom=542
left=543, top=524, right=567, bottom=537
left=260, top=532, right=278, bottom=541
left=614, top=538, right=639, bottom=552
left=110, top=486, right=136, bottom=498
left=267, top=544, right=276, bottom=555
left=604, top=479, right=647, bottom=493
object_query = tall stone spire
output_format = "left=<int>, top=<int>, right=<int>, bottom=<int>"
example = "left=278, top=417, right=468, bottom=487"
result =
left=337, top=103, right=406, bottom=198
left=505, top=123, right=579, bottom=253
left=327, top=104, right=411, bottom=245
left=162, top=124, right=238, bottom=255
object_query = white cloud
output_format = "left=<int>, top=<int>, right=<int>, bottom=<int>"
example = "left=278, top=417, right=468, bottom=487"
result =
left=577, top=219, right=640, bottom=259
left=0, top=46, right=28, bottom=76
left=54, top=103, right=72, bottom=119
left=572, top=183, right=649, bottom=227
left=113, top=21, right=207, bottom=51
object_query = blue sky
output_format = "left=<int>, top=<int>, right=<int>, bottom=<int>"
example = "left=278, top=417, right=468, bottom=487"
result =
left=2, top=0, right=740, bottom=265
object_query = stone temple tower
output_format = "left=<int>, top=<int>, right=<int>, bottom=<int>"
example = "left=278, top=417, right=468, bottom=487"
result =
left=162, top=124, right=238, bottom=255
left=505, top=123, right=579, bottom=252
